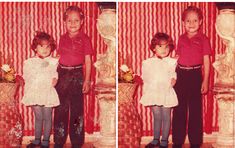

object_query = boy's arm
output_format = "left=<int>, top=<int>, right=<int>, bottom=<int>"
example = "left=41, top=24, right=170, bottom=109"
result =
left=83, top=55, right=92, bottom=93
left=201, top=55, right=210, bottom=94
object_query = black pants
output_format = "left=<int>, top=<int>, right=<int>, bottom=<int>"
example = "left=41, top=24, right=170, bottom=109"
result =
left=172, top=67, right=203, bottom=145
left=54, top=66, right=84, bottom=145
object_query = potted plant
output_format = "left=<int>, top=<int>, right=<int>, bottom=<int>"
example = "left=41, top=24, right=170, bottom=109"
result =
left=118, top=62, right=143, bottom=147
left=0, top=51, right=23, bottom=147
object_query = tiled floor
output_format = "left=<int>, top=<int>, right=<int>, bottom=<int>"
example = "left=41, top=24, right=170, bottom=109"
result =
left=21, top=143, right=95, bottom=148
left=140, top=143, right=213, bottom=148
left=21, top=143, right=214, bottom=148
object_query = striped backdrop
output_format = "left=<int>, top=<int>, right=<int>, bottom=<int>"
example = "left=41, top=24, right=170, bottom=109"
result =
left=0, top=2, right=107, bottom=135
left=118, top=2, right=223, bottom=136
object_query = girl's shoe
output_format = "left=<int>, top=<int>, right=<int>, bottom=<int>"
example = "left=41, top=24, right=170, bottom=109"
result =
left=145, top=139, right=160, bottom=148
left=41, top=139, right=50, bottom=148
left=26, top=142, right=41, bottom=148
left=159, top=139, right=168, bottom=148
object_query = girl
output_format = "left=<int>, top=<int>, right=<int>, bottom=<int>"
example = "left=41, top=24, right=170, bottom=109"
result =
left=140, top=33, right=178, bottom=148
left=53, top=6, right=93, bottom=148
left=22, top=31, right=59, bottom=148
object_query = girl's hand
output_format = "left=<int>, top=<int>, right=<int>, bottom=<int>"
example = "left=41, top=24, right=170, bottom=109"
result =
left=171, top=78, right=176, bottom=86
left=82, top=81, right=91, bottom=93
left=52, top=78, right=58, bottom=86
left=201, top=80, right=209, bottom=94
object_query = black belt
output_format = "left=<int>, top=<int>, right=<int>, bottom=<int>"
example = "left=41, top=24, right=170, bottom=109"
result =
left=177, top=64, right=201, bottom=70
left=59, top=63, right=83, bottom=69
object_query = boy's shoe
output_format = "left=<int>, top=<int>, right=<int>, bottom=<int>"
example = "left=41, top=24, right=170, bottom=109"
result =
left=26, top=142, right=41, bottom=148
left=72, top=144, right=83, bottom=148
left=54, top=144, right=64, bottom=148
left=159, top=145, right=168, bottom=148
left=172, top=144, right=183, bottom=148
left=145, top=141, right=160, bottom=148
left=41, top=145, right=49, bottom=148
left=190, top=144, right=200, bottom=148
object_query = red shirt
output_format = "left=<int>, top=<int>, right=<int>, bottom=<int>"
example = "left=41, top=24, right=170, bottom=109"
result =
left=58, top=31, right=93, bottom=66
left=176, top=32, right=211, bottom=66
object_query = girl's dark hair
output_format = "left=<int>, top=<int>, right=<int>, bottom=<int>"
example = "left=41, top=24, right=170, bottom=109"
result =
left=150, top=33, right=174, bottom=53
left=182, top=6, right=203, bottom=21
left=63, top=6, right=85, bottom=21
left=31, top=31, right=56, bottom=52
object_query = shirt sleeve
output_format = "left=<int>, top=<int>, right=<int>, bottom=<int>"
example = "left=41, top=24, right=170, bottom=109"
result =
left=141, top=60, right=152, bottom=84
left=202, top=36, right=212, bottom=55
left=57, top=37, right=63, bottom=54
left=23, top=59, right=32, bottom=82
left=169, top=59, right=177, bottom=79
left=50, top=58, right=58, bottom=79
left=176, top=36, right=183, bottom=56
left=83, top=35, right=94, bottom=55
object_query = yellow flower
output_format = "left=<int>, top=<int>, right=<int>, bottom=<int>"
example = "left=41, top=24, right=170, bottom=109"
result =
left=120, top=64, right=129, bottom=72
left=1, top=64, right=11, bottom=72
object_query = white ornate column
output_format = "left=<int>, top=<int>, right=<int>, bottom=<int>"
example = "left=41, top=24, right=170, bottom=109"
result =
left=213, top=91, right=235, bottom=148
left=94, top=4, right=116, bottom=148
left=212, top=3, right=235, bottom=148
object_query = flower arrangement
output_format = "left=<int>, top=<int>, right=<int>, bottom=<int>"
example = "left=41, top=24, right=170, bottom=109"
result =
left=1, top=64, right=16, bottom=82
left=118, top=64, right=143, bottom=85
left=0, top=52, right=16, bottom=83
left=118, top=52, right=143, bottom=84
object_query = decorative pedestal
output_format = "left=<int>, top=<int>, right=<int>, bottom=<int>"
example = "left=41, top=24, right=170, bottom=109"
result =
left=94, top=85, right=116, bottom=148
left=118, top=83, right=142, bottom=148
left=212, top=5, right=235, bottom=148
left=0, top=83, right=23, bottom=147
left=212, top=85, right=235, bottom=148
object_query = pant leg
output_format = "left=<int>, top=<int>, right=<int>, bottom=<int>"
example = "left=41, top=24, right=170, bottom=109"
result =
left=68, top=68, right=84, bottom=145
left=172, top=68, right=188, bottom=144
left=188, top=69, right=203, bottom=145
left=54, top=97, right=70, bottom=144
left=42, top=107, right=52, bottom=141
left=32, top=106, right=43, bottom=140
left=54, top=67, right=71, bottom=145
left=152, top=105, right=162, bottom=140
left=161, top=107, right=171, bottom=141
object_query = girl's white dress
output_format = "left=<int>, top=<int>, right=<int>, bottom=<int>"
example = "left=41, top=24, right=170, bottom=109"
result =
left=21, top=57, right=60, bottom=107
left=140, top=57, right=178, bottom=107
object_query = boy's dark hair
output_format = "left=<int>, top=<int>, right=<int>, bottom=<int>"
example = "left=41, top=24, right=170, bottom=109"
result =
left=31, top=31, right=56, bottom=52
left=182, top=6, right=203, bottom=21
left=63, top=6, right=85, bottom=21
left=150, top=33, right=174, bottom=53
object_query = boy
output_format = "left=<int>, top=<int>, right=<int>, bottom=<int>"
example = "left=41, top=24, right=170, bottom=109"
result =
left=172, top=6, right=211, bottom=148
left=54, top=6, right=93, bottom=148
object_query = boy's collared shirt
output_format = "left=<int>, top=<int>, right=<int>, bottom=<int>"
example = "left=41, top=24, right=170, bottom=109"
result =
left=58, top=31, right=93, bottom=66
left=176, top=32, right=211, bottom=66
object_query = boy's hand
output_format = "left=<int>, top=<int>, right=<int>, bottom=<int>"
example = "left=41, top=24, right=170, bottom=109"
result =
left=52, top=78, right=58, bottom=86
left=82, top=81, right=91, bottom=93
left=171, top=78, right=176, bottom=86
left=201, top=80, right=209, bottom=94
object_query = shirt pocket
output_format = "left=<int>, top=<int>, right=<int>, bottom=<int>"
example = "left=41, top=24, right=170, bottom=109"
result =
left=192, top=40, right=203, bottom=52
left=73, top=39, right=84, bottom=55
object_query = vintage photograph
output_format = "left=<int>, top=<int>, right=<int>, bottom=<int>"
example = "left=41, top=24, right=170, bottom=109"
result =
left=118, top=2, right=234, bottom=148
left=0, top=2, right=116, bottom=148
left=0, top=1, right=234, bottom=148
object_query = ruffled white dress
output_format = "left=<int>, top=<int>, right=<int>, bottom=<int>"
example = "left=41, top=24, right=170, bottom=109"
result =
left=140, top=57, right=178, bottom=107
left=21, top=57, right=60, bottom=107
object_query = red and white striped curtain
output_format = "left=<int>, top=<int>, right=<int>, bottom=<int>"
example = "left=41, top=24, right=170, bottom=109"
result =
left=0, top=2, right=106, bottom=135
left=118, top=2, right=223, bottom=135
